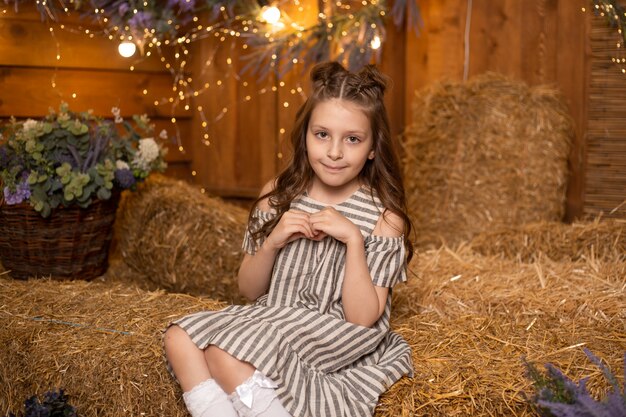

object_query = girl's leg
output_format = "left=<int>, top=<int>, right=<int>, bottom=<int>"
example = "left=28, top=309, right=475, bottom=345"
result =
left=228, top=370, right=292, bottom=417
left=165, top=325, right=291, bottom=417
left=204, top=347, right=291, bottom=417
left=164, top=325, right=238, bottom=417
left=163, top=325, right=211, bottom=391
left=204, top=345, right=256, bottom=393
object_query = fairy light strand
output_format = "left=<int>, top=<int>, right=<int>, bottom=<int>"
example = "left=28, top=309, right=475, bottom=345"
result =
left=587, top=0, right=626, bottom=75
left=4, top=0, right=420, bottom=160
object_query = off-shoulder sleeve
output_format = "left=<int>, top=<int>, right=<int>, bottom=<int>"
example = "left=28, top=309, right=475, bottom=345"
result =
left=242, top=208, right=276, bottom=255
left=364, top=235, right=407, bottom=288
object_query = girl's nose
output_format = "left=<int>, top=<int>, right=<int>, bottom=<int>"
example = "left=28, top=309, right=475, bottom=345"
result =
left=327, top=140, right=343, bottom=160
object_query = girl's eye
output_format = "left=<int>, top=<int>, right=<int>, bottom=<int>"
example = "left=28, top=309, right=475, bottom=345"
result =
left=346, top=136, right=361, bottom=144
left=316, top=131, right=329, bottom=139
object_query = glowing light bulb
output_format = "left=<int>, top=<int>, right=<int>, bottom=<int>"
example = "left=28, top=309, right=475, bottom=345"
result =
left=262, top=6, right=281, bottom=25
left=371, top=35, right=381, bottom=50
left=118, top=41, right=136, bottom=57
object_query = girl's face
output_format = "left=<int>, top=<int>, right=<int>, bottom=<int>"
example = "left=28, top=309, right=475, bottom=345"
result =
left=305, top=98, right=375, bottom=197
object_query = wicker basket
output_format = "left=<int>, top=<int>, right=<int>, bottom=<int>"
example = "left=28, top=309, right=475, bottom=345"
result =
left=0, top=194, right=120, bottom=280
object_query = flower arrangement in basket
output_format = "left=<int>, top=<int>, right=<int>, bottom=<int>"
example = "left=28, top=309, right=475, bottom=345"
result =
left=0, top=102, right=168, bottom=280
left=0, top=102, right=167, bottom=216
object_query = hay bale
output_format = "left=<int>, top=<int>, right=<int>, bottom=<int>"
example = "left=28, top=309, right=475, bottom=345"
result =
left=403, top=73, right=574, bottom=249
left=381, top=248, right=625, bottom=416
left=111, top=175, right=249, bottom=303
left=468, top=218, right=626, bottom=263
left=1, top=249, right=623, bottom=416
left=0, top=278, right=224, bottom=416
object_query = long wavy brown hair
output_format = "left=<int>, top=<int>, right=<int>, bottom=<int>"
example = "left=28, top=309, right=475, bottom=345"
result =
left=249, top=61, right=414, bottom=263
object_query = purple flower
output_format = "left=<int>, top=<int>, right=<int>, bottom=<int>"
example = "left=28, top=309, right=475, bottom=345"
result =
left=128, top=11, right=154, bottom=32
left=114, top=169, right=136, bottom=189
left=118, top=3, right=130, bottom=16
left=3, top=178, right=31, bottom=205
left=167, top=0, right=196, bottom=12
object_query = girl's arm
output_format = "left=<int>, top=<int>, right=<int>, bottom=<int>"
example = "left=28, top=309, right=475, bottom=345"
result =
left=238, top=181, right=320, bottom=300
left=309, top=208, right=404, bottom=327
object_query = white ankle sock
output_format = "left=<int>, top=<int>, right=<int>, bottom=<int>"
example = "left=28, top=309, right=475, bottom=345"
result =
left=183, top=378, right=238, bottom=417
left=229, top=371, right=291, bottom=417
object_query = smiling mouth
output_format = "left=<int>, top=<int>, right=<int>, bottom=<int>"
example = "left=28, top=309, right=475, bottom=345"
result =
left=322, top=163, right=346, bottom=172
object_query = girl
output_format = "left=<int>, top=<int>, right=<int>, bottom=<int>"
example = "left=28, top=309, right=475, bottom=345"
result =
left=164, top=61, right=414, bottom=417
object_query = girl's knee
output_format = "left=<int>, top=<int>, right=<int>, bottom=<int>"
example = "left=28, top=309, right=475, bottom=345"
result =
left=204, top=345, right=226, bottom=364
left=164, top=325, right=190, bottom=352
left=205, top=346, right=256, bottom=393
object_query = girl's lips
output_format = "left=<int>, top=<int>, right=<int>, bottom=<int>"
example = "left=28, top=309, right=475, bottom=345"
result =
left=322, top=163, right=346, bottom=171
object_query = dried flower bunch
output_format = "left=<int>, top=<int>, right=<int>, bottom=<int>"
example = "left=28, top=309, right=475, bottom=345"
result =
left=525, top=348, right=626, bottom=417
left=0, top=103, right=167, bottom=217
left=7, top=388, right=77, bottom=417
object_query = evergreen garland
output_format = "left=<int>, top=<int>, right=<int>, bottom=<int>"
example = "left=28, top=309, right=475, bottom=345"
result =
left=9, top=0, right=421, bottom=75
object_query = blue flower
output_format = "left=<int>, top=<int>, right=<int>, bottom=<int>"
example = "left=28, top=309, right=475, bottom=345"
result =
left=114, top=168, right=136, bottom=189
left=3, top=177, right=31, bottom=205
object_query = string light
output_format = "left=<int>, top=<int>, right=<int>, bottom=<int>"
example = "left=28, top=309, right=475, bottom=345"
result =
left=9, top=0, right=418, bottom=165
left=588, top=0, right=626, bottom=75
left=370, top=35, right=381, bottom=49
left=261, top=6, right=281, bottom=25
left=118, top=41, right=136, bottom=57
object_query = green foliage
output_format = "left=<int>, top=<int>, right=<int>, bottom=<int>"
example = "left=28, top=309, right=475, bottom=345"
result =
left=0, top=103, right=167, bottom=217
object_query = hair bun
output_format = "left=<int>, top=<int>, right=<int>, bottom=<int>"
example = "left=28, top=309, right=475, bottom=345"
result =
left=356, top=64, right=388, bottom=96
left=310, top=61, right=347, bottom=89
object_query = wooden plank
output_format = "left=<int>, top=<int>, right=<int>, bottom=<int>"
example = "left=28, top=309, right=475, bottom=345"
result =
left=0, top=67, right=192, bottom=118
left=470, top=0, right=523, bottom=79
left=424, top=0, right=466, bottom=81
left=403, top=0, right=429, bottom=126
left=164, top=162, right=193, bottom=183
left=381, top=13, right=406, bottom=141
left=0, top=17, right=170, bottom=72
left=557, top=0, right=589, bottom=221
left=153, top=119, right=192, bottom=163
left=520, top=0, right=558, bottom=84
left=189, top=37, right=241, bottom=194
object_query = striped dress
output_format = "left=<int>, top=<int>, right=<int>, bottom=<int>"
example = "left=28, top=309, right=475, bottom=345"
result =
left=173, top=186, right=413, bottom=417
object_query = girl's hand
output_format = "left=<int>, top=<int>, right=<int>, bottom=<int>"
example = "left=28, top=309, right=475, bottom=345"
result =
left=265, top=209, right=322, bottom=250
left=309, top=207, right=361, bottom=245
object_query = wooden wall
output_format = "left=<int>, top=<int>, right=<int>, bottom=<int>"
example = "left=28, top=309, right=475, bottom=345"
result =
left=1, top=1, right=623, bottom=220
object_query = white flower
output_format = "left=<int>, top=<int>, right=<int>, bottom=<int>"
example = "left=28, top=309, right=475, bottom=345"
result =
left=111, top=107, right=123, bottom=123
left=138, top=138, right=159, bottom=162
left=132, top=137, right=160, bottom=170
left=159, top=129, right=168, bottom=140
left=22, top=119, right=39, bottom=132
left=115, top=160, right=130, bottom=170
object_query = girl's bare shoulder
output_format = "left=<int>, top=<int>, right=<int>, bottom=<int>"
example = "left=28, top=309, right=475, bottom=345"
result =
left=373, top=209, right=404, bottom=237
